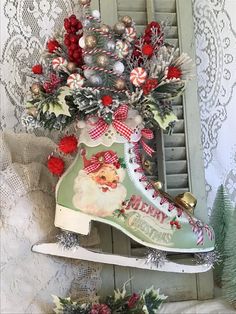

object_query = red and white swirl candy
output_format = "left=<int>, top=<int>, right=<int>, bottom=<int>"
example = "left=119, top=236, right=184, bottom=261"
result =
left=130, top=67, right=147, bottom=86
left=116, top=40, right=129, bottom=58
left=52, top=57, right=68, bottom=70
left=67, top=73, right=84, bottom=89
left=125, top=27, right=136, bottom=42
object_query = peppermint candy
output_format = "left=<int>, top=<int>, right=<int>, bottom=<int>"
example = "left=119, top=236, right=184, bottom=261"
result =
left=67, top=73, right=84, bottom=89
left=116, top=40, right=129, bottom=58
left=52, top=57, right=68, bottom=70
left=125, top=27, right=136, bottom=42
left=130, top=67, right=147, bottom=86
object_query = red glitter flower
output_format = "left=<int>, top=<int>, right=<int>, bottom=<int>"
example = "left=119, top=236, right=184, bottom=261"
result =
left=47, top=156, right=64, bottom=176
left=32, top=64, right=43, bottom=74
left=47, top=39, right=60, bottom=53
left=90, top=304, right=111, bottom=314
left=101, top=95, right=113, bottom=106
left=58, top=135, right=78, bottom=154
left=167, top=66, right=182, bottom=79
left=127, top=293, right=140, bottom=308
left=142, top=78, right=158, bottom=95
left=142, top=44, right=154, bottom=57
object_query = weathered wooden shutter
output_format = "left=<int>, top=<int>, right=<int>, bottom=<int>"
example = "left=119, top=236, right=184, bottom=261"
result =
left=93, top=0, right=213, bottom=300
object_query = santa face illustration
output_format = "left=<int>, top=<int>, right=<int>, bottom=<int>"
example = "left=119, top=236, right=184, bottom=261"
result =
left=73, top=150, right=127, bottom=217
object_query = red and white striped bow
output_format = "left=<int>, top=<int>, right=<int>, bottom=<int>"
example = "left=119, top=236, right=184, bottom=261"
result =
left=140, top=128, right=155, bottom=156
left=89, top=105, right=133, bottom=141
left=189, top=219, right=214, bottom=246
left=84, top=151, right=119, bottom=174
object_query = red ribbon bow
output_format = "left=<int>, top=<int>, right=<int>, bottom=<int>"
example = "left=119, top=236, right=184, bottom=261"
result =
left=84, top=151, right=119, bottom=174
left=89, top=105, right=133, bottom=141
left=140, top=128, right=155, bottom=156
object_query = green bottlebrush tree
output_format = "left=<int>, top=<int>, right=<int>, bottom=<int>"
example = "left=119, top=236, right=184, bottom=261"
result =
left=222, top=206, right=236, bottom=307
left=210, top=184, right=234, bottom=285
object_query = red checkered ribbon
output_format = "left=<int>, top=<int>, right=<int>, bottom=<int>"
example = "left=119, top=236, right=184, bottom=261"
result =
left=140, top=129, right=155, bottom=156
left=189, top=219, right=214, bottom=245
left=84, top=151, right=119, bottom=174
left=89, top=105, right=133, bottom=141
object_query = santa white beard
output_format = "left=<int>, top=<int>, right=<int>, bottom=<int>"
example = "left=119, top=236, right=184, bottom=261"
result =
left=72, top=170, right=127, bottom=217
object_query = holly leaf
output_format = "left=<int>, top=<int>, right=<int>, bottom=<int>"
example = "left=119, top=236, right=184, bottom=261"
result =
left=149, top=104, right=178, bottom=130
left=52, top=86, right=72, bottom=117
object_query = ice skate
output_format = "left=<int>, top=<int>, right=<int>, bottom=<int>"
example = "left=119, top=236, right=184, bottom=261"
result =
left=23, top=1, right=215, bottom=273
left=33, top=130, right=215, bottom=273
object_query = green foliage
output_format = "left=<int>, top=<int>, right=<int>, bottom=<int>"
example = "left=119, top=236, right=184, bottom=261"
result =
left=222, top=207, right=236, bottom=306
left=53, top=285, right=167, bottom=314
left=210, top=185, right=234, bottom=285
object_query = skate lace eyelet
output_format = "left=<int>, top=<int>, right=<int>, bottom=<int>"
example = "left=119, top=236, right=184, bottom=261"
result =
left=145, top=187, right=148, bottom=190
left=168, top=209, right=171, bottom=212
left=129, top=158, right=133, bottom=163
left=152, top=195, right=155, bottom=198
left=139, top=179, right=141, bottom=182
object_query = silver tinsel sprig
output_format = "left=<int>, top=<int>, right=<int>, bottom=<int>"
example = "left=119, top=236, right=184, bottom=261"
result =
left=145, top=248, right=167, bottom=268
left=56, top=231, right=80, bottom=250
left=195, top=250, right=222, bottom=267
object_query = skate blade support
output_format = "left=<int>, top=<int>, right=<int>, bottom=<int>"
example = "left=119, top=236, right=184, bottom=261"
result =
left=32, top=243, right=211, bottom=273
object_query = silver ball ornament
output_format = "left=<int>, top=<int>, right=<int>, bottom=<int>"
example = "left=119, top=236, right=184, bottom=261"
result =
left=31, top=83, right=43, bottom=95
left=121, top=15, right=132, bottom=27
left=82, top=19, right=91, bottom=28
left=115, top=78, right=126, bottom=90
left=84, top=69, right=95, bottom=79
left=100, top=24, right=110, bottom=33
left=67, top=62, right=77, bottom=72
left=92, top=10, right=100, bottom=19
left=106, top=40, right=115, bottom=52
left=114, top=22, right=126, bottom=34
left=113, top=61, right=125, bottom=74
left=79, top=0, right=91, bottom=5
left=83, top=54, right=93, bottom=65
left=79, top=36, right=85, bottom=48
left=96, top=54, right=109, bottom=67
left=85, top=35, right=97, bottom=49
left=89, top=74, right=102, bottom=86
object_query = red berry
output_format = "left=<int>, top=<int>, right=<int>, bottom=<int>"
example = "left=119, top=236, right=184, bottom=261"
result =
left=47, top=39, right=60, bottom=53
left=70, top=43, right=78, bottom=50
left=101, top=95, right=113, bottom=106
left=47, top=156, right=64, bottom=176
left=69, top=50, right=74, bottom=57
left=58, top=135, right=78, bottom=154
left=170, top=221, right=175, bottom=226
left=64, top=18, right=71, bottom=29
left=70, top=26, right=77, bottom=33
left=73, top=50, right=81, bottom=59
left=32, top=64, right=43, bottom=74
left=70, top=34, right=78, bottom=43
left=143, top=35, right=151, bottom=44
left=70, top=18, right=78, bottom=26
left=64, top=38, right=71, bottom=46
left=69, top=14, right=76, bottom=20
left=77, top=21, right=83, bottom=29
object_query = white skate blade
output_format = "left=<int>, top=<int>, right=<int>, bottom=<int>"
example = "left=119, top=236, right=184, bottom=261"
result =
left=32, top=242, right=211, bottom=274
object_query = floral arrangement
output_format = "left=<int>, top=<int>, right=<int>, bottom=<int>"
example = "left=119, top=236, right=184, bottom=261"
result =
left=53, top=284, right=167, bottom=314
left=22, top=0, right=193, bottom=137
